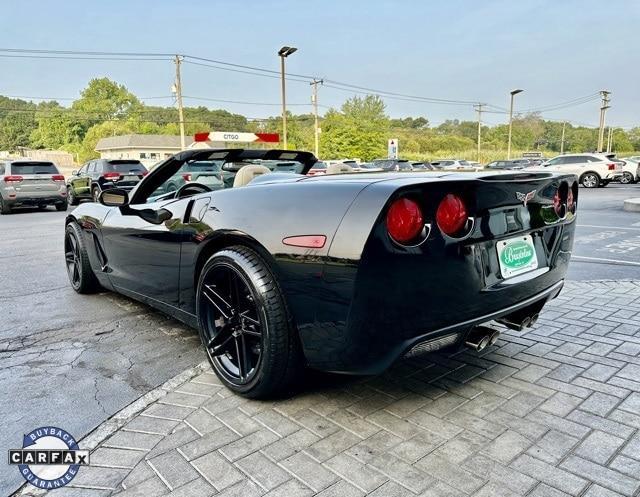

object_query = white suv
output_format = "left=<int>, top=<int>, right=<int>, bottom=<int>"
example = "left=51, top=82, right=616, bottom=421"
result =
left=532, top=153, right=623, bottom=188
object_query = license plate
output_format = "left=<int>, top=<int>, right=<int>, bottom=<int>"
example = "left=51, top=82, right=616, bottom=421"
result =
left=123, top=175, right=138, bottom=181
left=497, top=235, right=538, bottom=279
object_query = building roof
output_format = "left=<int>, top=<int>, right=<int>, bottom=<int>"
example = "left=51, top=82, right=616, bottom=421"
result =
left=95, top=134, right=185, bottom=151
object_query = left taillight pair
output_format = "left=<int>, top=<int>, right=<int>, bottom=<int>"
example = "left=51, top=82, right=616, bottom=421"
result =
left=386, top=194, right=469, bottom=245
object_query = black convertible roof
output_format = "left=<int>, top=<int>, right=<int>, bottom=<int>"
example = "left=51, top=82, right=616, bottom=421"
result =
left=174, top=148, right=318, bottom=174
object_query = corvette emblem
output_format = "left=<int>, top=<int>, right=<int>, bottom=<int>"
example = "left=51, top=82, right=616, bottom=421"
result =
left=516, top=189, right=536, bottom=206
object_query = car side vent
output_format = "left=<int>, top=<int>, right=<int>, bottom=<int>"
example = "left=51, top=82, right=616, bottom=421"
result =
left=92, top=233, right=109, bottom=271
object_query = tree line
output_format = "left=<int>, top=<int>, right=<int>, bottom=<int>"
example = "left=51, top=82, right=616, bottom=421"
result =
left=0, top=78, right=638, bottom=162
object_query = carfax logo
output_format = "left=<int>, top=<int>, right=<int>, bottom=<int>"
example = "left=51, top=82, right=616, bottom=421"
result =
left=8, top=426, right=90, bottom=490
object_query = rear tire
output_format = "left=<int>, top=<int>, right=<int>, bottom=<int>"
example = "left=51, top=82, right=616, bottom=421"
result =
left=581, top=172, right=600, bottom=188
left=67, top=187, right=79, bottom=206
left=0, top=196, right=12, bottom=215
left=196, top=246, right=303, bottom=399
left=92, top=187, right=101, bottom=203
left=56, top=201, right=68, bottom=212
left=65, top=222, right=100, bottom=294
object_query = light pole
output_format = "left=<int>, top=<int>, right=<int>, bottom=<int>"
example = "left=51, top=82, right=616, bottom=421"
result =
left=507, top=89, right=523, bottom=159
left=278, top=46, right=297, bottom=149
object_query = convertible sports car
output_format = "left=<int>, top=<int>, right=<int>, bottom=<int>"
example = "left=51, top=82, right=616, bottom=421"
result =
left=64, top=148, right=577, bottom=398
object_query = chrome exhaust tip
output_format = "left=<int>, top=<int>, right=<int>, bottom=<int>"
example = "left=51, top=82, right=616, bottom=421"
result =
left=465, top=326, right=499, bottom=352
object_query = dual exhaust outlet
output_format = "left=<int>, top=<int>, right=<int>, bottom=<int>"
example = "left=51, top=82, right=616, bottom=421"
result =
left=465, top=313, right=539, bottom=352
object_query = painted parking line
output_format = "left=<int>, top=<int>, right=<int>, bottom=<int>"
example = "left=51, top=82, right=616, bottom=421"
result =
left=571, top=255, right=640, bottom=266
left=578, top=224, right=640, bottom=231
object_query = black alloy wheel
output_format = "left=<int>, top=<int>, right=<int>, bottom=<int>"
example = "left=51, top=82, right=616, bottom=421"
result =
left=197, top=246, right=302, bottom=398
left=64, top=222, right=99, bottom=293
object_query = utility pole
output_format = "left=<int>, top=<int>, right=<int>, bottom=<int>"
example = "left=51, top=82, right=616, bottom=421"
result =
left=173, top=55, right=186, bottom=150
left=597, top=90, right=611, bottom=152
left=474, top=103, right=484, bottom=162
left=607, top=127, right=613, bottom=153
left=310, top=79, right=323, bottom=158
left=560, top=121, right=566, bottom=154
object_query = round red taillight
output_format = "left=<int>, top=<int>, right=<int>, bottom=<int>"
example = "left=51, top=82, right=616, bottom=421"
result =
left=386, top=198, right=424, bottom=244
left=436, top=194, right=468, bottom=236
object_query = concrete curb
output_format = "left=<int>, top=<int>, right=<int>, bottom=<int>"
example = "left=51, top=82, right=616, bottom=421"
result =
left=13, top=361, right=210, bottom=497
left=623, top=198, right=640, bottom=212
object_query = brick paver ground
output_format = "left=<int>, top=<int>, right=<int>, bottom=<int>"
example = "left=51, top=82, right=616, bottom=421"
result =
left=22, top=281, right=640, bottom=497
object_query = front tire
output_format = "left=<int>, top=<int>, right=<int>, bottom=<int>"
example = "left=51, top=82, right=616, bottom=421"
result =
left=196, top=246, right=302, bottom=398
left=65, top=222, right=99, bottom=293
left=581, top=172, right=600, bottom=188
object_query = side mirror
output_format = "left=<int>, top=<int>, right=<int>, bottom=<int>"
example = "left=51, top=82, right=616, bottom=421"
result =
left=71, top=170, right=78, bottom=176
left=99, top=188, right=130, bottom=207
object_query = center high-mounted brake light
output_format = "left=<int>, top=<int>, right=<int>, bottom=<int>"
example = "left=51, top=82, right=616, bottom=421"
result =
left=436, top=194, right=469, bottom=236
left=386, top=198, right=424, bottom=244
left=3, top=175, right=23, bottom=183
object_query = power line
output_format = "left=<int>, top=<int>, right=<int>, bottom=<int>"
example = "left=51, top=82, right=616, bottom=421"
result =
left=0, top=47, right=492, bottom=108
left=182, top=95, right=310, bottom=106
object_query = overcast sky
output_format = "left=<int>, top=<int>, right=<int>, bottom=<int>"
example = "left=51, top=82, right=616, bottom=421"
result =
left=1, top=0, right=638, bottom=128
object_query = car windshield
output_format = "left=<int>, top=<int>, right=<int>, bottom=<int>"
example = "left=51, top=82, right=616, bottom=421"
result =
left=10, top=162, right=58, bottom=174
left=107, top=161, right=147, bottom=173
left=311, top=162, right=327, bottom=170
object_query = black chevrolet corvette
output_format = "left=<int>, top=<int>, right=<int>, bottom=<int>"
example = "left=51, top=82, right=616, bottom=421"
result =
left=64, top=148, right=577, bottom=398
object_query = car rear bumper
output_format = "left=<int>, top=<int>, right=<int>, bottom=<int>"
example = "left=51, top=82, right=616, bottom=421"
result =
left=4, top=192, right=66, bottom=206
left=604, top=172, right=623, bottom=180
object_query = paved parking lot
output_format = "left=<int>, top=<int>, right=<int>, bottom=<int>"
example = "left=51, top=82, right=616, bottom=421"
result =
left=2, top=184, right=640, bottom=496
left=25, top=279, right=640, bottom=497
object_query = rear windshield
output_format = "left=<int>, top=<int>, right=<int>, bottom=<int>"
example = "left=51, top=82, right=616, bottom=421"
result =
left=106, top=161, right=147, bottom=173
left=185, top=161, right=222, bottom=172
left=11, top=162, right=58, bottom=174
left=311, top=162, right=327, bottom=169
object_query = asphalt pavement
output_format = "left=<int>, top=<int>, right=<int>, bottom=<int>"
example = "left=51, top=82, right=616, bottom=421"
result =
left=0, top=183, right=638, bottom=495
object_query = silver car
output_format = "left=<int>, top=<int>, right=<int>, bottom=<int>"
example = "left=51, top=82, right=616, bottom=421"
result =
left=0, top=160, right=67, bottom=214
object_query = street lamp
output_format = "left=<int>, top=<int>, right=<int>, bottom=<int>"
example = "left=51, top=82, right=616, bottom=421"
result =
left=507, top=88, right=523, bottom=159
left=278, top=46, right=298, bottom=149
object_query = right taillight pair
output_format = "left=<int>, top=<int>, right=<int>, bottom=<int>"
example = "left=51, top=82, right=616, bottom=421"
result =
left=386, top=194, right=469, bottom=245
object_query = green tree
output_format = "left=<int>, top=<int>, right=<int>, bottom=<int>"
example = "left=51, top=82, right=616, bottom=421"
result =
left=72, top=78, right=142, bottom=129
left=320, top=95, right=389, bottom=160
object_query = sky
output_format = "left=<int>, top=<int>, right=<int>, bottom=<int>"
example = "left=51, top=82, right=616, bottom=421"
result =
left=1, top=0, right=638, bottom=128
